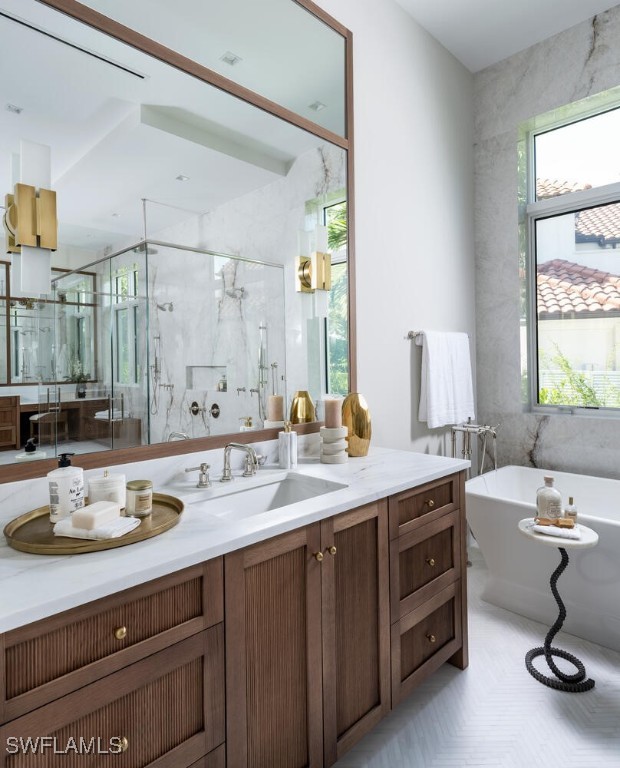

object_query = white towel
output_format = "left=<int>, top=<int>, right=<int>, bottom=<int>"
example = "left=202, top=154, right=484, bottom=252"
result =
left=416, top=331, right=475, bottom=428
left=532, top=524, right=582, bottom=540
left=94, top=409, right=124, bottom=420
left=53, top=516, right=141, bottom=540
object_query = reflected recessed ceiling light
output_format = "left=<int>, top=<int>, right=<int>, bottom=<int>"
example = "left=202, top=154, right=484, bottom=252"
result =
left=220, top=51, right=242, bottom=66
left=6, top=103, right=23, bottom=114
left=176, top=174, right=190, bottom=182
left=308, top=100, right=326, bottom=112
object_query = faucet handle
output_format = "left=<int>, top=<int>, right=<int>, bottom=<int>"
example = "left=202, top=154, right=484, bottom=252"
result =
left=185, top=462, right=211, bottom=488
left=242, top=454, right=258, bottom=477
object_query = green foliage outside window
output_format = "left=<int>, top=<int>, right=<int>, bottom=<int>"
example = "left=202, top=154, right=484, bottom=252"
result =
left=538, top=347, right=620, bottom=407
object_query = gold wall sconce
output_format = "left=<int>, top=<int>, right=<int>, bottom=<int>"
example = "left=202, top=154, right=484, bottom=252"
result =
left=4, top=182, right=57, bottom=255
left=296, top=251, right=332, bottom=293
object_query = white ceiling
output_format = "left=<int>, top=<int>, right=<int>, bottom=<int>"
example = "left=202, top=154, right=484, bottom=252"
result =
left=394, top=0, right=620, bottom=72
left=1, top=0, right=337, bottom=254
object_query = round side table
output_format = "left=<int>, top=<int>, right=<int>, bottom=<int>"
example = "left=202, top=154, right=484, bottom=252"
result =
left=517, top=518, right=599, bottom=693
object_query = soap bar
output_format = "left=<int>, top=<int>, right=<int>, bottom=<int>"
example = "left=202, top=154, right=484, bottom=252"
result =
left=72, top=500, right=121, bottom=530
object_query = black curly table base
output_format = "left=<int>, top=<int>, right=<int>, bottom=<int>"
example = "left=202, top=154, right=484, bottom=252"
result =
left=525, top=546, right=595, bottom=692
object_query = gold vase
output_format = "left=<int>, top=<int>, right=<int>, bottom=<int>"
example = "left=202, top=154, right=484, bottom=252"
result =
left=290, top=390, right=316, bottom=424
left=342, top=392, right=371, bottom=456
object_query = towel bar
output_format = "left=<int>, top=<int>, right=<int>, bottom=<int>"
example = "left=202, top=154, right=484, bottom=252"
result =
left=407, top=330, right=470, bottom=340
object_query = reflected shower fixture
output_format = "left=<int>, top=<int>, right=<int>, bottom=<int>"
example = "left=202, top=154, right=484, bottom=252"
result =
left=132, top=243, right=159, bottom=256
left=226, top=287, right=245, bottom=300
left=156, top=302, right=173, bottom=312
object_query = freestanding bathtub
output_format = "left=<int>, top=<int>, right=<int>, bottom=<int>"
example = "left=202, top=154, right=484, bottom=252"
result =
left=466, top=465, right=620, bottom=653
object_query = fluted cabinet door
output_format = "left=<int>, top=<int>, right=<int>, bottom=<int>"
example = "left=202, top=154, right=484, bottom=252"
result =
left=225, top=525, right=323, bottom=768
left=0, top=629, right=224, bottom=768
left=321, top=501, right=391, bottom=767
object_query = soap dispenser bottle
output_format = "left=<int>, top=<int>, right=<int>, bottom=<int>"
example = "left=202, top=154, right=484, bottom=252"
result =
left=48, top=453, right=85, bottom=523
left=279, top=422, right=298, bottom=469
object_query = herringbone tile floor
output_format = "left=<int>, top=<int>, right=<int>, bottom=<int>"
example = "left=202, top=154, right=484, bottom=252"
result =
left=335, top=547, right=620, bottom=768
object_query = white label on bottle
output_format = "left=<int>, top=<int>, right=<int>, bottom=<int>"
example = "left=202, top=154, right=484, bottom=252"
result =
left=548, top=500, right=562, bottom=519
left=49, top=480, right=60, bottom=517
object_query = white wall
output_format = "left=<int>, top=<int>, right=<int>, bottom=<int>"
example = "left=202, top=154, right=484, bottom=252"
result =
left=474, top=6, right=620, bottom=478
left=316, top=0, right=475, bottom=456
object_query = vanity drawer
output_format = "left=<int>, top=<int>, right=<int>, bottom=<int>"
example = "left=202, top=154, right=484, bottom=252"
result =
left=390, top=511, right=461, bottom=622
left=388, top=474, right=459, bottom=539
left=1, top=560, right=223, bottom=722
left=0, top=627, right=225, bottom=768
left=391, top=581, right=462, bottom=707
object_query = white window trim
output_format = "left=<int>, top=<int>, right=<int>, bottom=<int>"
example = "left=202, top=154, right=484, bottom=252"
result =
left=112, top=297, right=140, bottom=387
left=525, top=139, right=620, bottom=417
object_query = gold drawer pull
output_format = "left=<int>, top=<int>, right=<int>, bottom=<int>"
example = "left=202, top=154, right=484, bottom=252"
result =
left=328, top=545, right=337, bottom=556
left=120, top=737, right=129, bottom=752
left=424, top=499, right=435, bottom=508
left=426, top=557, right=436, bottom=567
left=314, top=551, right=324, bottom=562
left=114, top=626, right=127, bottom=640
left=426, top=633, right=437, bottom=644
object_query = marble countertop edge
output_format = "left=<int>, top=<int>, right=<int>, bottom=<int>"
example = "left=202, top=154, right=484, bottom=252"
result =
left=0, top=449, right=469, bottom=633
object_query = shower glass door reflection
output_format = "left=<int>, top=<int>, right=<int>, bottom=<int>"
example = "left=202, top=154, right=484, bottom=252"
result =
left=145, top=243, right=286, bottom=442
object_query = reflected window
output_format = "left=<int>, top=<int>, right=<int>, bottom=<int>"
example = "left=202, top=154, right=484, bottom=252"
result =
left=325, top=200, right=348, bottom=395
left=113, top=265, right=139, bottom=385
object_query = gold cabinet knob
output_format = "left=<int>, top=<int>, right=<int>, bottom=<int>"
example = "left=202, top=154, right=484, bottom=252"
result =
left=328, top=546, right=337, bottom=556
left=314, top=552, right=324, bottom=562
left=426, top=557, right=436, bottom=567
left=426, top=633, right=436, bottom=644
left=120, top=737, right=129, bottom=752
left=424, top=499, right=435, bottom=508
left=114, top=626, right=127, bottom=640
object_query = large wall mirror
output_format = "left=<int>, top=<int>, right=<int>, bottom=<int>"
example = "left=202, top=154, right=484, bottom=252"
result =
left=0, top=0, right=353, bottom=479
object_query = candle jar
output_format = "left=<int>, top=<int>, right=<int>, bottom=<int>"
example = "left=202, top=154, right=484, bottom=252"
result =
left=323, top=396, right=343, bottom=429
left=125, top=480, right=153, bottom=518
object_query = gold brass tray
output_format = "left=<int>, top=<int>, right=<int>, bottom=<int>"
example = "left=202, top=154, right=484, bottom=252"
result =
left=3, top=493, right=183, bottom=556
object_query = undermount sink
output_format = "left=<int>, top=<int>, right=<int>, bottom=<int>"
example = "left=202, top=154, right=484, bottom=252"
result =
left=163, top=470, right=348, bottom=521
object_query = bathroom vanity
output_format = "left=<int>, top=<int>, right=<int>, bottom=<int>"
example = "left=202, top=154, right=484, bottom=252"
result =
left=0, top=448, right=468, bottom=767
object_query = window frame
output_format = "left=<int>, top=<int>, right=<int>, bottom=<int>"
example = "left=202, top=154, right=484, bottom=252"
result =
left=322, top=197, right=349, bottom=396
left=525, top=115, right=620, bottom=416
left=112, top=265, right=140, bottom=387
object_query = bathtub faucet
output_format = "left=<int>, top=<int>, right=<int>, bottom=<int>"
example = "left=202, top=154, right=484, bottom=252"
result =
left=451, top=421, right=500, bottom=476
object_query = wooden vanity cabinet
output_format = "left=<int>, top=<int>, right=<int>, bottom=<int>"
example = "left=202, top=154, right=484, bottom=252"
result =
left=0, top=560, right=225, bottom=767
left=225, top=500, right=391, bottom=768
left=0, top=397, right=19, bottom=450
left=388, top=472, right=468, bottom=706
left=0, top=469, right=468, bottom=768
left=0, top=628, right=224, bottom=768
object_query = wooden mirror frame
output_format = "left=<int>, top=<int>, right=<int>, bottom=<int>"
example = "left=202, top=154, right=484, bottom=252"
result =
left=3, top=0, right=355, bottom=482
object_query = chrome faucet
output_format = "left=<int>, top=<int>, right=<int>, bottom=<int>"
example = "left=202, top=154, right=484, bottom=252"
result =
left=220, top=442, right=258, bottom=482
left=168, top=431, right=189, bottom=441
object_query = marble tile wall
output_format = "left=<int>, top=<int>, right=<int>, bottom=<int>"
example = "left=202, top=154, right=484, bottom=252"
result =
left=474, top=7, right=620, bottom=479
left=147, top=249, right=285, bottom=441
left=145, top=143, right=346, bottom=440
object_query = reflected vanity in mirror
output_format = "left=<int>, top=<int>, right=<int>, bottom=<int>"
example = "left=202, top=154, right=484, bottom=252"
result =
left=0, top=0, right=354, bottom=477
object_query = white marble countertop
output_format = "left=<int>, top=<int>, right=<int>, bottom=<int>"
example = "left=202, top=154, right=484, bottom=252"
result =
left=0, top=447, right=468, bottom=633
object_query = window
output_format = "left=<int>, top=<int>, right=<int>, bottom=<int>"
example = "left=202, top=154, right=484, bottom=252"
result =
left=525, top=103, right=620, bottom=411
left=324, top=200, right=349, bottom=395
left=113, top=265, right=139, bottom=385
